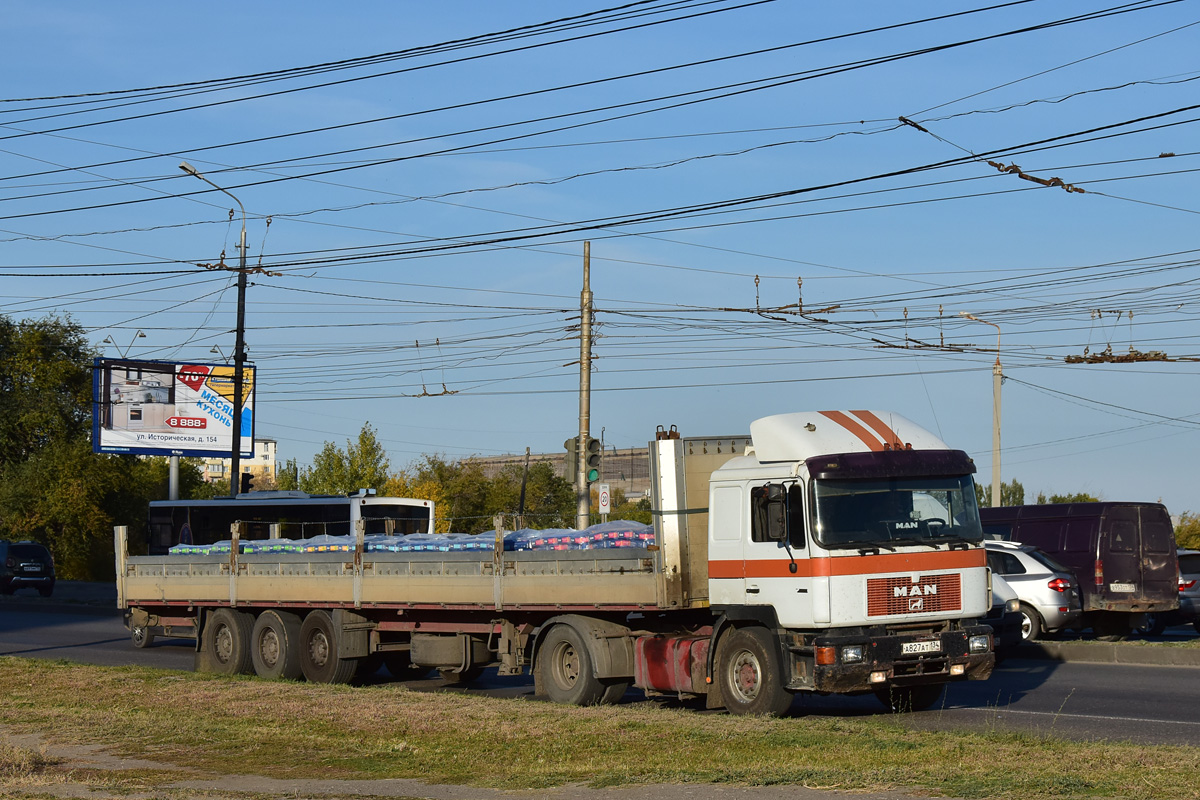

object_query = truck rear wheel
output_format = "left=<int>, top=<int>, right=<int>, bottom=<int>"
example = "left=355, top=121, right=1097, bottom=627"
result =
left=204, top=609, right=253, bottom=675
left=251, top=610, right=303, bottom=681
left=537, top=624, right=607, bottom=706
left=299, top=610, right=356, bottom=684
left=874, top=683, right=944, bottom=712
left=716, top=627, right=793, bottom=717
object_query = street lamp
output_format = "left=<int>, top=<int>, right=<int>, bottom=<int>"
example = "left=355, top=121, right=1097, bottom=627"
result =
left=959, top=312, right=1002, bottom=508
left=180, top=160, right=249, bottom=498
left=102, top=329, right=146, bottom=359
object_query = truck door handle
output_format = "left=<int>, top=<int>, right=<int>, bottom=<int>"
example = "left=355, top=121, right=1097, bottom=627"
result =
left=746, top=586, right=760, bottom=594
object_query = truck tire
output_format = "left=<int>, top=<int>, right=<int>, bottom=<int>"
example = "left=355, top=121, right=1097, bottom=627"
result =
left=874, top=683, right=944, bottom=712
left=1019, top=603, right=1043, bottom=642
left=251, top=610, right=303, bottom=681
left=537, top=624, right=607, bottom=706
left=130, top=625, right=154, bottom=649
left=299, top=610, right=357, bottom=684
left=715, top=627, right=794, bottom=717
left=204, top=608, right=253, bottom=675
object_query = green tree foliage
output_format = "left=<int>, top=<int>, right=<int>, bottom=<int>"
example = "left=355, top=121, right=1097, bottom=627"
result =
left=974, top=478, right=1025, bottom=508
left=1035, top=491, right=1101, bottom=504
left=0, top=315, right=93, bottom=471
left=1174, top=512, right=1200, bottom=551
left=298, top=423, right=391, bottom=495
left=0, top=315, right=217, bottom=579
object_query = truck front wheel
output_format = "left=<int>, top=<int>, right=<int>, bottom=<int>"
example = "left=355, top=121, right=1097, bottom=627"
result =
left=204, top=609, right=253, bottom=675
left=537, top=624, right=607, bottom=706
left=299, top=610, right=357, bottom=684
left=251, top=610, right=303, bottom=681
left=715, top=627, right=793, bottom=717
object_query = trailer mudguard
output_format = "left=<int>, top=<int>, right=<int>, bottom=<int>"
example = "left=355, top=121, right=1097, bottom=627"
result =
left=533, top=614, right=635, bottom=680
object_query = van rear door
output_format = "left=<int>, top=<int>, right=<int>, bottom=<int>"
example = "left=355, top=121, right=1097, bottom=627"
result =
left=1099, top=505, right=1178, bottom=609
left=1138, top=505, right=1178, bottom=608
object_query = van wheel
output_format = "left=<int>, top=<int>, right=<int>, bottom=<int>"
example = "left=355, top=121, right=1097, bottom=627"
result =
left=1019, top=603, right=1043, bottom=642
left=1093, top=613, right=1131, bottom=641
left=251, top=610, right=303, bottom=681
left=1135, top=613, right=1166, bottom=637
left=874, top=683, right=944, bottom=712
left=204, top=609, right=254, bottom=675
left=537, top=624, right=606, bottom=705
left=715, top=627, right=794, bottom=717
left=299, top=610, right=356, bottom=684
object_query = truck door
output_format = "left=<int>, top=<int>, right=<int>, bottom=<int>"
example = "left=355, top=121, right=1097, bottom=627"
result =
left=744, top=483, right=810, bottom=627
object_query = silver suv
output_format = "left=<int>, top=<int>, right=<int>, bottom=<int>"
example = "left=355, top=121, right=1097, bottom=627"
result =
left=984, top=540, right=1081, bottom=641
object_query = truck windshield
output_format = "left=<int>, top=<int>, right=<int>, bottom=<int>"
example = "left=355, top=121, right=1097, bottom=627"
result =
left=812, top=475, right=983, bottom=548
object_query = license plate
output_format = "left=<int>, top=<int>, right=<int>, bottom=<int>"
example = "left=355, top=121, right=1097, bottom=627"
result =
left=901, top=640, right=940, bottom=655
left=1109, top=582, right=1136, bottom=593
left=22, top=564, right=41, bottom=573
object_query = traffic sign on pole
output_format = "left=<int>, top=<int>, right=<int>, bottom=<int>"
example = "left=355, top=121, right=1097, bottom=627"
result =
left=598, top=483, right=611, bottom=515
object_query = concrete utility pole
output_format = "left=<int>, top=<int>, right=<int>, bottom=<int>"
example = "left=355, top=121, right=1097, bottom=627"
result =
left=576, top=242, right=594, bottom=530
left=960, top=312, right=1002, bottom=507
left=180, top=161, right=249, bottom=498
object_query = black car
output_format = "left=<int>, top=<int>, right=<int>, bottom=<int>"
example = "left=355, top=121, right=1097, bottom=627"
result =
left=0, top=540, right=56, bottom=597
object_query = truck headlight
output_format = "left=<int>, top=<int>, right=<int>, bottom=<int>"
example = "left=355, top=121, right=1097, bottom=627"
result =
left=969, top=634, right=991, bottom=654
left=1005, top=598, right=1020, bottom=614
left=841, top=645, right=864, bottom=664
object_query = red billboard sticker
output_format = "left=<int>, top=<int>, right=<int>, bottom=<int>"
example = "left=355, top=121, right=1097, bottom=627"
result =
left=177, top=365, right=211, bottom=392
left=166, top=417, right=208, bottom=430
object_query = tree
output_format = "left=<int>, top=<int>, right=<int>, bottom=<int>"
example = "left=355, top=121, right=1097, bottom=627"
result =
left=1175, top=512, right=1200, bottom=551
left=298, top=423, right=391, bottom=495
left=0, top=315, right=93, bottom=472
left=1035, top=491, right=1101, bottom=504
left=975, top=478, right=1024, bottom=508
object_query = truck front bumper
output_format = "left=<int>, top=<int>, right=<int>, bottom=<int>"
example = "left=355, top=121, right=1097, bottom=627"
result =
left=807, top=625, right=994, bottom=693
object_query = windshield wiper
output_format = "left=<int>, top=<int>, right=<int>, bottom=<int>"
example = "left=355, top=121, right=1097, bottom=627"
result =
left=850, top=539, right=897, bottom=554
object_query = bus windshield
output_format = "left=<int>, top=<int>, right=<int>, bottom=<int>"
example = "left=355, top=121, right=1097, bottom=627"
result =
left=812, top=475, right=982, bottom=549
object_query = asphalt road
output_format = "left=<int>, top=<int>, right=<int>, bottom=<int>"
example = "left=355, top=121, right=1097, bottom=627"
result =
left=3, top=605, right=1200, bottom=746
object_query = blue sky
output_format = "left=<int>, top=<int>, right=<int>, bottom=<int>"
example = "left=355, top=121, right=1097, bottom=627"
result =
left=3, top=1, right=1198, bottom=512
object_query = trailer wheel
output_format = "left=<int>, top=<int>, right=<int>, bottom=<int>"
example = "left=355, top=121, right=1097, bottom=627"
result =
left=874, top=683, right=944, bottom=713
left=130, top=625, right=154, bottom=649
left=204, top=609, right=253, bottom=675
left=715, top=627, right=793, bottom=717
left=251, top=610, right=303, bottom=681
left=537, top=624, right=607, bottom=706
left=299, top=610, right=356, bottom=684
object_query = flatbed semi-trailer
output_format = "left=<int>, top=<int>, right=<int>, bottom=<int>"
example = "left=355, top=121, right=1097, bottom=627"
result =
left=117, top=410, right=996, bottom=715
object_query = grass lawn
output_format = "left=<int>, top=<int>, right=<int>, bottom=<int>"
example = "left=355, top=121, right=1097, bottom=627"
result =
left=1, top=657, right=1197, bottom=799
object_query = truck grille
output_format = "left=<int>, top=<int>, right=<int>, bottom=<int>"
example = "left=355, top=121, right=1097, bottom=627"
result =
left=867, top=573, right=961, bottom=617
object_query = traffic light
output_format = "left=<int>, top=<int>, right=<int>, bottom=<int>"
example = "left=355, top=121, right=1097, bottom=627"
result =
left=563, top=438, right=579, bottom=477
left=240, top=472, right=255, bottom=494
left=585, top=437, right=601, bottom=484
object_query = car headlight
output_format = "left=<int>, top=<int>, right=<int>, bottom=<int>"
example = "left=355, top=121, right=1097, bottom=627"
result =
left=841, top=644, right=865, bottom=664
left=1005, top=598, right=1020, bottom=614
left=969, top=634, right=991, bottom=654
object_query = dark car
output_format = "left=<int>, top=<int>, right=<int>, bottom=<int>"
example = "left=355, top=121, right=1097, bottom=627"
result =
left=980, top=502, right=1178, bottom=639
left=0, top=540, right=56, bottom=597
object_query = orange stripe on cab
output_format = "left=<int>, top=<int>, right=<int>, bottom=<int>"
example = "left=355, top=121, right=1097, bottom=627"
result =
left=818, top=411, right=883, bottom=451
left=850, top=410, right=903, bottom=449
left=710, top=549, right=985, bottom=580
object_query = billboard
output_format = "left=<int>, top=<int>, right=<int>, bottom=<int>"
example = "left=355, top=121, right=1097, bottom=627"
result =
left=93, top=358, right=255, bottom=457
